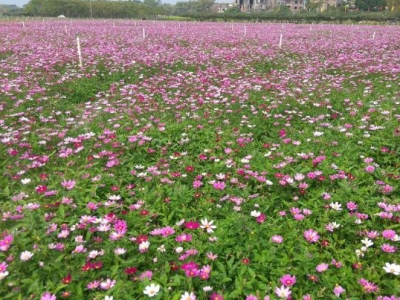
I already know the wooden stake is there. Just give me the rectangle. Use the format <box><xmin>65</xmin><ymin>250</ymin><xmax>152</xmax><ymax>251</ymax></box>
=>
<box><xmin>76</xmin><ymin>36</ymin><xmax>83</xmax><ymax>68</ymax></box>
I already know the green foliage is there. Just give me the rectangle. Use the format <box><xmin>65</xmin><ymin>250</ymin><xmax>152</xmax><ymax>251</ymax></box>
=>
<box><xmin>355</xmin><ymin>0</ymin><xmax>387</xmax><ymax>11</ymax></box>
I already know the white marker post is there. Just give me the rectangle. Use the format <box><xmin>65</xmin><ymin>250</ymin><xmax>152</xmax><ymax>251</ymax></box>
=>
<box><xmin>244</xmin><ymin>25</ymin><xmax>247</xmax><ymax>36</ymax></box>
<box><xmin>372</xmin><ymin>31</ymin><xmax>376</xmax><ymax>39</ymax></box>
<box><xmin>76</xmin><ymin>36</ymin><xmax>83</xmax><ymax>68</ymax></box>
<box><xmin>279</xmin><ymin>33</ymin><xmax>283</xmax><ymax>49</ymax></box>
<box><xmin>65</xmin><ymin>24</ymin><xmax>68</xmax><ymax>35</ymax></box>
<box><xmin>22</xmin><ymin>21</ymin><xmax>25</xmax><ymax>28</ymax></box>
<box><xmin>143</xmin><ymin>28</ymin><xmax>146</xmax><ymax>39</ymax></box>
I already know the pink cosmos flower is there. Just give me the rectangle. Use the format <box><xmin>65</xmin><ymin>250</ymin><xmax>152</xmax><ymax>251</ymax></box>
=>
<box><xmin>206</xmin><ymin>252</ymin><xmax>218</xmax><ymax>260</ymax></box>
<box><xmin>0</xmin><ymin>262</ymin><xmax>8</xmax><ymax>273</ymax></box>
<box><xmin>304</xmin><ymin>229</ymin><xmax>320</xmax><ymax>243</ymax></box>
<box><xmin>382</xmin><ymin>230</ymin><xmax>396</xmax><ymax>240</ymax></box>
<box><xmin>333</xmin><ymin>285</ymin><xmax>345</xmax><ymax>297</ymax></box>
<box><xmin>193</xmin><ymin>180</ymin><xmax>203</xmax><ymax>189</ymax></box>
<box><xmin>100</xmin><ymin>278</ymin><xmax>116</xmax><ymax>290</ymax></box>
<box><xmin>246</xmin><ymin>295</ymin><xmax>258</xmax><ymax>300</ymax></box>
<box><xmin>0</xmin><ymin>235</ymin><xmax>13</xmax><ymax>251</ymax></box>
<box><xmin>256</xmin><ymin>214</ymin><xmax>266</xmax><ymax>223</ymax></box>
<box><xmin>381</xmin><ymin>185</ymin><xmax>393</xmax><ymax>194</ymax></box>
<box><xmin>35</xmin><ymin>185</ymin><xmax>47</xmax><ymax>194</ymax></box>
<box><xmin>139</xmin><ymin>270</ymin><xmax>153</xmax><ymax>281</ymax></box>
<box><xmin>365</xmin><ymin>165</ymin><xmax>375</xmax><ymax>173</ymax></box>
<box><xmin>61</xmin><ymin>180</ymin><xmax>76</xmax><ymax>190</ymax></box>
<box><xmin>271</xmin><ymin>235</ymin><xmax>284</xmax><ymax>244</ymax></box>
<box><xmin>176</xmin><ymin>233</ymin><xmax>192</xmax><ymax>243</ymax></box>
<box><xmin>41</xmin><ymin>292</ymin><xmax>56</xmax><ymax>300</ymax></box>
<box><xmin>213</xmin><ymin>181</ymin><xmax>226</xmax><ymax>190</ymax></box>
<box><xmin>87</xmin><ymin>280</ymin><xmax>100</xmax><ymax>290</ymax></box>
<box><xmin>381</xmin><ymin>244</ymin><xmax>397</xmax><ymax>253</ymax></box>
<box><xmin>185</xmin><ymin>221</ymin><xmax>200</xmax><ymax>230</ymax></box>
<box><xmin>316</xmin><ymin>263</ymin><xmax>329</xmax><ymax>273</ymax></box>
<box><xmin>114</xmin><ymin>220</ymin><xmax>127</xmax><ymax>235</ymax></box>
<box><xmin>210</xmin><ymin>293</ymin><xmax>224</xmax><ymax>300</ymax></box>
<box><xmin>331</xmin><ymin>259</ymin><xmax>342</xmax><ymax>268</ymax></box>
<box><xmin>346</xmin><ymin>201</ymin><xmax>358</xmax><ymax>211</ymax></box>
<box><xmin>358</xmin><ymin>278</ymin><xmax>379</xmax><ymax>293</ymax></box>
<box><xmin>161</xmin><ymin>226</ymin><xmax>175</xmax><ymax>237</ymax></box>
<box><xmin>280</xmin><ymin>274</ymin><xmax>296</xmax><ymax>286</ymax></box>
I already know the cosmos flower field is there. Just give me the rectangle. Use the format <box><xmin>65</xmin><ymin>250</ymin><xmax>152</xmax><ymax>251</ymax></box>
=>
<box><xmin>0</xmin><ymin>19</ymin><xmax>399</xmax><ymax>299</ymax></box>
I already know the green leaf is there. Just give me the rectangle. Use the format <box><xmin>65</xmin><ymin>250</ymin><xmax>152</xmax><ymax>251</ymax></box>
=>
<box><xmin>4</xmin><ymin>186</ymin><xmax>9</xmax><ymax>197</ymax></box>
<box><xmin>221</xmin><ymin>277</ymin><xmax>232</xmax><ymax>283</ymax></box>
<box><xmin>216</xmin><ymin>261</ymin><xmax>226</xmax><ymax>275</ymax></box>
<box><xmin>228</xmin><ymin>289</ymin><xmax>242</xmax><ymax>298</ymax></box>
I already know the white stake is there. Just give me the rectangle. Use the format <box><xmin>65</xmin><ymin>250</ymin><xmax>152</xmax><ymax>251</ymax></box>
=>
<box><xmin>76</xmin><ymin>36</ymin><xmax>83</xmax><ymax>68</ymax></box>
<box><xmin>244</xmin><ymin>25</ymin><xmax>247</xmax><ymax>36</ymax></box>
<box><xmin>134</xmin><ymin>21</ymin><xmax>137</xmax><ymax>26</ymax></box>
<box><xmin>142</xmin><ymin>28</ymin><xmax>146</xmax><ymax>39</ymax></box>
<box><xmin>372</xmin><ymin>31</ymin><xmax>375</xmax><ymax>39</ymax></box>
<box><xmin>65</xmin><ymin>24</ymin><xmax>68</xmax><ymax>35</ymax></box>
<box><xmin>22</xmin><ymin>21</ymin><xmax>25</xmax><ymax>28</ymax></box>
<box><xmin>279</xmin><ymin>33</ymin><xmax>283</xmax><ymax>48</ymax></box>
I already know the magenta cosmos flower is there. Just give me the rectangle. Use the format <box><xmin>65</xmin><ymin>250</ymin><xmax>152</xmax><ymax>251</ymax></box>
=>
<box><xmin>280</xmin><ymin>274</ymin><xmax>296</xmax><ymax>286</ymax></box>
<box><xmin>304</xmin><ymin>229</ymin><xmax>320</xmax><ymax>243</ymax></box>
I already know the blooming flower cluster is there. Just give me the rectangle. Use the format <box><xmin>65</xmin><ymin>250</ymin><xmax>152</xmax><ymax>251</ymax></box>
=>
<box><xmin>0</xmin><ymin>19</ymin><xmax>399</xmax><ymax>300</ymax></box>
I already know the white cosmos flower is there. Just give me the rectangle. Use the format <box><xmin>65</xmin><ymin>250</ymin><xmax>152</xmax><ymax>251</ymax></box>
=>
<box><xmin>200</xmin><ymin>218</ymin><xmax>217</xmax><ymax>233</ymax></box>
<box><xmin>383</xmin><ymin>262</ymin><xmax>400</xmax><ymax>275</ymax></box>
<box><xmin>313</xmin><ymin>131</ymin><xmax>324</xmax><ymax>136</ymax></box>
<box><xmin>356</xmin><ymin>249</ymin><xmax>364</xmax><ymax>257</ymax></box>
<box><xmin>143</xmin><ymin>283</ymin><xmax>160</xmax><ymax>297</ymax></box>
<box><xmin>20</xmin><ymin>251</ymin><xmax>34</xmax><ymax>261</ymax></box>
<box><xmin>181</xmin><ymin>291</ymin><xmax>196</xmax><ymax>300</ymax></box>
<box><xmin>0</xmin><ymin>271</ymin><xmax>9</xmax><ymax>280</ymax></box>
<box><xmin>330</xmin><ymin>202</ymin><xmax>342</xmax><ymax>211</ymax></box>
<box><xmin>139</xmin><ymin>241</ymin><xmax>150</xmax><ymax>252</ymax></box>
<box><xmin>331</xmin><ymin>222</ymin><xmax>341</xmax><ymax>229</ymax></box>
<box><xmin>361</xmin><ymin>238</ymin><xmax>373</xmax><ymax>248</ymax></box>
<box><xmin>114</xmin><ymin>248</ymin><xmax>126</xmax><ymax>255</ymax></box>
<box><xmin>21</xmin><ymin>178</ymin><xmax>31</xmax><ymax>185</ymax></box>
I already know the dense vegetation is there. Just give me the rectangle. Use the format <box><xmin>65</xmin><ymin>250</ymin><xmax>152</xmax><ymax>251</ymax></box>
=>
<box><xmin>0</xmin><ymin>20</ymin><xmax>399</xmax><ymax>300</ymax></box>
<box><xmin>1</xmin><ymin>0</ymin><xmax>399</xmax><ymax>23</ymax></box>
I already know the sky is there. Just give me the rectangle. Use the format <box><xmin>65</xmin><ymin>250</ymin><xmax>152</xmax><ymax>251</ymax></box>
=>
<box><xmin>0</xmin><ymin>0</ymin><xmax>29</xmax><ymax>7</ymax></box>
<box><xmin>0</xmin><ymin>0</ymin><xmax>182</xmax><ymax>7</ymax></box>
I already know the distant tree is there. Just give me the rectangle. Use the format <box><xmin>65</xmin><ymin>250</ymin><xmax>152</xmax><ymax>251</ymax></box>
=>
<box><xmin>386</xmin><ymin>0</ymin><xmax>400</xmax><ymax>10</ymax></box>
<box><xmin>0</xmin><ymin>4</ymin><xmax>22</xmax><ymax>15</ymax></box>
<box><xmin>355</xmin><ymin>0</ymin><xmax>386</xmax><ymax>10</ymax></box>
<box><xmin>224</xmin><ymin>5</ymin><xmax>240</xmax><ymax>13</ymax></box>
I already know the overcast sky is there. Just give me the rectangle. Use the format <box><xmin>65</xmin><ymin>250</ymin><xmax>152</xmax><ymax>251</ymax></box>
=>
<box><xmin>0</xmin><ymin>0</ymin><xmax>181</xmax><ymax>7</ymax></box>
<box><xmin>0</xmin><ymin>0</ymin><xmax>29</xmax><ymax>6</ymax></box>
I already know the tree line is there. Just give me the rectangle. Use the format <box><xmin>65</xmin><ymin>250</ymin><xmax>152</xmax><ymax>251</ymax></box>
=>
<box><xmin>1</xmin><ymin>0</ymin><xmax>398</xmax><ymax>22</ymax></box>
